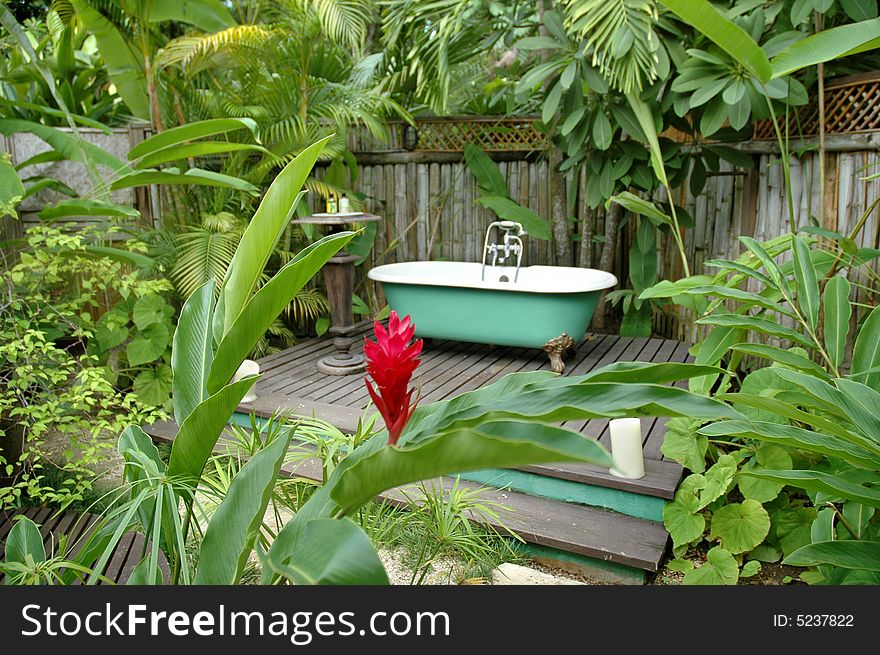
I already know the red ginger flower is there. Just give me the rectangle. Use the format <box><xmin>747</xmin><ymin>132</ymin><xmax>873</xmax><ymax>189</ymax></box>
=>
<box><xmin>364</xmin><ymin>311</ymin><xmax>423</xmax><ymax>446</ymax></box>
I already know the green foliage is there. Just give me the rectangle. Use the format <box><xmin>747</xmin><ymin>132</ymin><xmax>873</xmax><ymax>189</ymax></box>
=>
<box><xmin>652</xmin><ymin>229</ymin><xmax>880</xmax><ymax>585</ymax></box>
<box><xmin>0</xmin><ymin>153</ymin><xmax>24</xmax><ymax>218</ymax></box>
<box><xmin>0</xmin><ymin>516</ymin><xmax>99</xmax><ymax>584</ymax></box>
<box><xmin>463</xmin><ymin>144</ymin><xmax>551</xmax><ymax>240</ymax></box>
<box><xmin>0</xmin><ymin>6</ymin><xmax>130</xmax><ymax>126</ymax></box>
<box><xmin>0</xmin><ymin>225</ymin><xmax>166</xmax><ymax>509</ymax></box>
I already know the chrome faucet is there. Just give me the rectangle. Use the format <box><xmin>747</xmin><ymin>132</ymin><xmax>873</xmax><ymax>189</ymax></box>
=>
<box><xmin>482</xmin><ymin>220</ymin><xmax>526</xmax><ymax>282</ymax></box>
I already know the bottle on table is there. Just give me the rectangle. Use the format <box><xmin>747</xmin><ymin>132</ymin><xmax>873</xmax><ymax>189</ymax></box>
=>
<box><xmin>339</xmin><ymin>193</ymin><xmax>350</xmax><ymax>213</ymax></box>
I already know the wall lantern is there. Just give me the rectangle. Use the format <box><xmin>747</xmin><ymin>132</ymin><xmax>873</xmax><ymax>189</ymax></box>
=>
<box><xmin>403</xmin><ymin>124</ymin><xmax>419</xmax><ymax>150</ymax></box>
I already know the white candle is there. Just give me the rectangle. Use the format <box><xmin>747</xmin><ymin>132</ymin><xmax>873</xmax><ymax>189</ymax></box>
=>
<box><xmin>609</xmin><ymin>418</ymin><xmax>645</xmax><ymax>479</ymax></box>
<box><xmin>232</xmin><ymin>359</ymin><xmax>260</xmax><ymax>404</ymax></box>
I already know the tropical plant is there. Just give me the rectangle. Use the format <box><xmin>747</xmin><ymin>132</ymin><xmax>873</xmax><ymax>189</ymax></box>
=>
<box><xmin>0</xmin><ymin>7</ymin><xmax>129</xmax><ymax>127</ymax></box>
<box><xmin>0</xmin><ymin>516</ymin><xmax>102</xmax><ymax>584</ymax></box>
<box><xmin>0</xmin><ymin>227</ymin><xmax>165</xmax><ymax>508</ymax></box>
<box><xmin>52</xmin><ymin>0</ymin><xmax>237</xmax><ymax>128</ymax></box>
<box><xmin>397</xmin><ymin>477</ymin><xmax>517</xmax><ymax>585</ymax></box>
<box><xmin>649</xmin><ymin>218</ymin><xmax>880</xmax><ymax>584</ymax></box>
<box><xmin>463</xmin><ymin>143</ymin><xmax>552</xmax><ymax>241</ymax></box>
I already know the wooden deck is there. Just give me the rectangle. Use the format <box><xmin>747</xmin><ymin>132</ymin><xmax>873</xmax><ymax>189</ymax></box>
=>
<box><xmin>246</xmin><ymin>326</ymin><xmax>684</xmax><ymax>496</ymax></box>
<box><xmin>186</xmin><ymin>327</ymin><xmax>689</xmax><ymax>578</ymax></box>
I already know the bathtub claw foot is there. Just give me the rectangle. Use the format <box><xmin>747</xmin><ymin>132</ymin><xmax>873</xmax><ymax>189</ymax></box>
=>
<box><xmin>544</xmin><ymin>333</ymin><xmax>576</xmax><ymax>374</ymax></box>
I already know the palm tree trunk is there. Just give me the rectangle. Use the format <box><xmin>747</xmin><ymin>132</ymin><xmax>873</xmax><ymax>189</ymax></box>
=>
<box><xmin>593</xmin><ymin>202</ymin><xmax>623</xmax><ymax>329</ymax></box>
<box><xmin>538</xmin><ymin>0</ymin><xmax>571</xmax><ymax>265</ymax></box>
<box><xmin>578</xmin><ymin>165</ymin><xmax>593</xmax><ymax>267</ymax></box>
<box><xmin>550</xmin><ymin>148</ymin><xmax>572</xmax><ymax>265</ymax></box>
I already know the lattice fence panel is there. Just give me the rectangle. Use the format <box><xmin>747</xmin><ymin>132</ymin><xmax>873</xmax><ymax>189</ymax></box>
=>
<box><xmin>753</xmin><ymin>75</ymin><xmax>880</xmax><ymax>139</ymax></box>
<box><xmin>348</xmin><ymin>117</ymin><xmax>549</xmax><ymax>153</ymax></box>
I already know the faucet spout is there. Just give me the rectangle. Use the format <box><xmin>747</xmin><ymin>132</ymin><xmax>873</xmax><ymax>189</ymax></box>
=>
<box><xmin>481</xmin><ymin>221</ymin><xmax>526</xmax><ymax>282</ymax></box>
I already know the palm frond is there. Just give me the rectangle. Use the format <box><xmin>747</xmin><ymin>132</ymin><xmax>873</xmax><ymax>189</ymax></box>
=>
<box><xmin>273</xmin><ymin>0</ymin><xmax>372</xmax><ymax>51</ymax></box>
<box><xmin>285</xmin><ymin>287</ymin><xmax>329</xmax><ymax>324</ymax></box>
<box><xmin>156</xmin><ymin>25</ymin><xmax>276</xmax><ymax>74</ymax></box>
<box><xmin>561</xmin><ymin>0</ymin><xmax>660</xmax><ymax>93</ymax></box>
<box><xmin>170</xmin><ymin>213</ymin><xmax>244</xmax><ymax>298</ymax></box>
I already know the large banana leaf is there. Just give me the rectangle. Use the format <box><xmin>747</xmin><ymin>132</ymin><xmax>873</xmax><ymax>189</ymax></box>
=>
<box><xmin>111</xmin><ymin>168</ymin><xmax>259</xmax><ymax>193</ymax></box>
<box><xmin>770</xmin><ymin>18</ymin><xmax>880</xmax><ymax>79</ymax></box>
<box><xmin>166</xmin><ymin>376</ymin><xmax>257</xmax><ymax>493</ymax></box>
<box><xmin>743</xmin><ymin>470</ymin><xmax>880</xmax><ymax>508</ymax></box>
<box><xmin>128</xmin><ymin>118</ymin><xmax>260</xmax><ymax>160</ymax></box>
<box><xmin>219</xmin><ymin>136</ymin><xmax>332</xmax><ymax>333</ymax></box>
<box><xmin>0</xmin><ymin>119</ymin><xmax>129</xmax><ymax>173</ymax></box>
<box><xmin>261</xmin><ymin>518</ymin><xmax>389</xmax><ymax>585</ymax></box>
<box><xmin>823</xmin><ymin>276</ymin><xmax>851</xmax><ymax>370</ymax></box>
<box><xmin>195</xmin><ymin>431</ymin><xmax>291</xmax><ymax>585</ymax></box>
<box><xmin>172</xmin><ymin>281</ymin><xmax>215</xmax><ymax>425</ymax></box>
<box><xmin>71</xmin><ymin>0</ymin><xmax>149</xmax><ymax>121</ymax></box>
<box><xmin>851</xmin><ymin>305</ymin><xmax>880</xmax><ymax>389</ymax></box>
<box><xmin>138</xmin><ymin>0</ymin><xmax>236</xmax><ymax>32</ymax></box>
<box><xmin>475</xmin><ymin>196</ymin><xmax>551</xmax><ymax>239</ymax></box>
<box><xmin>785</xmin><ymin>540</ymin><xmax>880</xmax><ymax>571</ymax></box>
<box><xmin>206</xmin><ymin>231</ymin><xmax>353</xmax><ymax>393</ymax></box>
<box><xmin>331</xmin><ymin>421</ymin><xmax>610</xmax><ymax>513</ymax></box>
<box><xmin>463</xmin><ymin>143</ymin><xmax>508</xmax><ymax>196</ymax></box>
<box><xmin>265</xmin><ymin>365</ymin><xmax>739</xmax><ymax>578</ymax></box>
<box><xmin>134</xmin><ymin>142</ymin><xmax>269</xmax><ymax>169</ymax></box>
<box><xmin>660</xmin><ymin>0</ymin><xmax>771</xmax><ymax>82</ymax></box>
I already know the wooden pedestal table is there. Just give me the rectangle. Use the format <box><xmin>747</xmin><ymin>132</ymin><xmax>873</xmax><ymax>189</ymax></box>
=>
<box><xmin>290</xmin><ymin>212</ymin><xmax>383</xmax><ymax>376</ymax></box>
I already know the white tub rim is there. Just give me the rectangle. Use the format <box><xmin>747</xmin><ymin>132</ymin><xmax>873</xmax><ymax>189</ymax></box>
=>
<box><xmin>367</xmin><ymin>261</ymin><xmax>617</xmax><ymax>294</ymax></box>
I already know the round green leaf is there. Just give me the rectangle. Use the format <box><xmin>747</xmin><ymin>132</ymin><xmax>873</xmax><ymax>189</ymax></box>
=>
<box><xmin>127</xmin><ymin>323</ymin><xmax>170</xmax><ymax>366</ymax></box>
<box><xmin>133</xmin><ymin>293</ymin><xmax>169</xmax><ymax>330</ymax></box>
<box><xmin>710</xmin><ymin>499</ymin><xmax>770</xmax><ymax>554</ymax></box>
<box><xmin>740</xmin><ymin>559</ymin><xmax>762</xmax><ymax>578</ymax></box>
<box><xmin>94</xmin><ymin>310</ymin><xmax>130</xmax><ymax>352</ymax></box>
<box><xmin>683</xmin><ymin>547</ymin><xmax>739</xmax><ymax>585</ymax></box>
<box><xmin>664</xmin><ymin>499</ymin><xmax>706</xmax><ymax>549</ymax></box>
<box><xmin>661</xmin><ymin>417</ymin><xmax>708</xmax><ymax>473</ymax></box>
<box><xmin>133</xmin><ymin>365</ymin><xmax>173</xmax><ymax>406</ymax></box>
<box><xmin>738</xmin><ymin>445</ymin><xmax>793</xmax><ymax>502</ymax></box>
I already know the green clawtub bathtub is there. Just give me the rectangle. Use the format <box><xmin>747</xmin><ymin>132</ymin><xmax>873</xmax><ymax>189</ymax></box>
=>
<box><xmin>367</xmin><ymin>261</ymin><xmax>617</xmax><ymax>372</ymax></box>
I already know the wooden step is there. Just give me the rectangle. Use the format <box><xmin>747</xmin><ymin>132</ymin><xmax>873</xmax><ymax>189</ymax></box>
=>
<box><xmin>521</xmin><ymin>459</ymin><xmax>682</xmax><ymax>500</ymax></box>
<box><xmin>145</xmin><ymin>420</ymin><xmax>670</xmax><ymax>571</ymax></box>
<box><xmin>238</xmin><ymin>393</ymin><xmax>681</xmax><ymax>499</ymax></box>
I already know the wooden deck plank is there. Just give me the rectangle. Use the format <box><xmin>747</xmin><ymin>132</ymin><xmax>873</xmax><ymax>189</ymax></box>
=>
<box><xmin>310</xmin><ymin>339</ymin><xmax>472</xmax><ymax>405</ymax></box>
<box><xmin>273</xmin><ymin>338</ymin><xmax>462</xmax><ymax>401</ymax></box>
<box><xmin>336</xmin><ymin>341</ymin><xmax>487</xmax><ymax>408</ymax></box>
<box><xmin>103</xmin><ymin>531</ymin><xmax>137</xmax><ymax>583</ymax></box>
<box><xmin>419</xmin><ymin>347</ymin><xmax>512</xmax><ymax>403</ymax></box>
